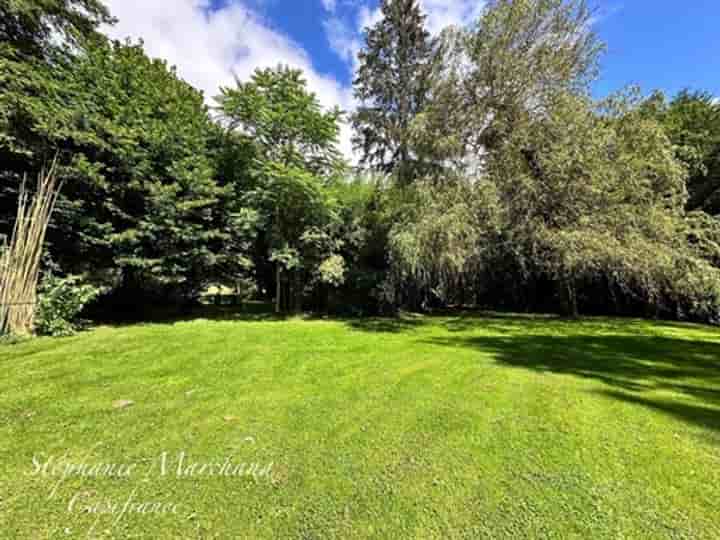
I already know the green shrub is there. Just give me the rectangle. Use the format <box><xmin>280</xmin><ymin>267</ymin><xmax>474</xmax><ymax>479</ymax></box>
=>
<box><xmin>36</xmin><ymin>275</ymin><xmax>100</xmax><ymax>336</ymax></box>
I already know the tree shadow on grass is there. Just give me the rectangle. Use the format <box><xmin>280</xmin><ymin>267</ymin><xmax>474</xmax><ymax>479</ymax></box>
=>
<box><xmin>423</xmin><ymin>333</ymin><xmax>720</xmax><ymax>433</ymax></box>
<box><xmin>439</xmin><ymin>311</ymin><xmax>716</xmax><ymax>335</ymax></box>
<box><xmin>344</xmin><ymin>316</ymin><xmax>428</xmax><ymax>333</ymax></box>
<box><xmin>595</xmin><ymin>390</ymin><xmax>720</xmax><ymax>440</ymax></box>
<box><xmin>90</xmin><ymin>304</ymin><xmax>288</xmax><ymax>328</ymax></box>
<box><xmin>345</xmin><ymin>310</ymin><xmax>585</xmax><ymax>334</ymax></box>
<box><xmin>93</xmin><ymin>306</ymin><xmax>431</xmax><ymax>334</ymax></box>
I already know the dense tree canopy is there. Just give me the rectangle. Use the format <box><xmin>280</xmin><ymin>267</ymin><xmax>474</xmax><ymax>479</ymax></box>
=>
<box><xmin>217</xmin><ymin>67</ymin><xmax>347</xmax><ymax>312</ymax></box>
<box><xmin>382</xmin><ymin>0</ymin><xmax>720</xmax><ymax>323</ymax></box>
<box><xmin>2</xmin><ymin>0</ymin><xmax>720</xmax><ymax>326</ymax></box>
<box><xmin>61</xmin><ymin>42</ymin><xmax>226</xmax><ymax>302</ymax></box>
<box><xmin>1</xmin><ymin>38</ymin><xmax>229</xmax><ymax>308</ymax></box>
<box><xmin>641</xmin><ymin>90</ymin><xmax>720</xmax><ymax>215</ymax></box>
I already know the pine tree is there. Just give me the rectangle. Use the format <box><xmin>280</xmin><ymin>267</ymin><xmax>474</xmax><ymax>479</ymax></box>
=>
<box><xmin>352</xmin><ymin>0</ymin><xmax>435</xmax><ymax>184</ymax></box>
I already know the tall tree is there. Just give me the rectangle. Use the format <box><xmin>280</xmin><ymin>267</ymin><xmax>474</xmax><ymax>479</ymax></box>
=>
<box><xmin>430</xmin><ymin>0</ymin><xmax>603</xmax><ymax>161</ymax></box>
<box><xmin>217</xmin><ymin>67</ymin><xmax>346</xmax><ymax>312</ymax></box>
<box><xmin>64</xmin><ymin>41</ymin><xmax>227</xmax><ymax>304</ymax></box>
<box><xmin>0</xmin><ymin>0</ymin><xmax>113</xmax><ymax>244</ymax></box>
<box><xmin>383</xmin><ymin>0</ymin><xmax>720</xmax><ymax>324</ymax></box>
<box><xmin>353</xmin><ymin>0</ymin><xmax>436</xmax><ymax>184</ymax></box>
<box><xmin>0</xmin><ymin>0</ymin><xmax>113</xmax><ymax>173</ymax></box>
<box><xmin>2</xmin><ymin>40</ymin><xmax>230</xmax><ymax>307</ymax></box>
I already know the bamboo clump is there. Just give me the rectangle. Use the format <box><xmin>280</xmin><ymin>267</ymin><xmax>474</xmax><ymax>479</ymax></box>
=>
<box><xmin>0</xmin><ymin>161</ymin><xmax>62</xmax><ymax>336</ymax></box>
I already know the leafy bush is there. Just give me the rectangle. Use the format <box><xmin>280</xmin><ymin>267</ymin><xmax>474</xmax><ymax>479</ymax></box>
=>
<box><xmin>671</xmin><ymin>258</ymin><xmax>720</xmax><ymax>325</ymax></box>
<box><xmin>317</xmin><ymin>255</ymin><xmax>347</xmax><ymax>287</ymax></box>
<box><xmin>36</xmin><ymin>275</ymin><xmax>100</xmax><ymax>336</ymax></box>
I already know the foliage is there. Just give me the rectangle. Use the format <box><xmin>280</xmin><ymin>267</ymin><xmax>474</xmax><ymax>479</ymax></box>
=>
<box><xmin>686</xmin><ymin>211</ymin><xmax>720</xmax><ymax>267</ymax></box>
<box><xmin>318</xmin><ymin>175</ymin><xmax>394</xmax><ymax>314</ymax></box>
<box><xmin>35</xmin><ymin>273</ymin><xmax>100</xmax><ymax>336</ymax></box>
<box><xmin>317</xmin><ymin>254</ymin><xmax>347</xmax><ymax>287</ymax></box>
<box><xmin>426</xmin><ymin>0</ymin><xmax>603</xmax><ymax>169</ymax></box>
<box><xmin>489</xmin><ymin>90</ymin><xmax>719</xmax><ymax>321</ymax></box>
<box><xmin>1</xmin><ymin>40</ymin><xmax>228</xmax><ymax>305</ymax></box>
<box><xmin>0</xmin><ymin>0</ymin><xmax>113</xmax><ymax>59</ymax></box>
<box><xmin>2</xmin><ymin>0</ymin><xmax>720</xmax><ymax>326</ymax></box>
<box><xmin>217</xmin><ymin>67</ymin><xmax>346</xmax><ymax>311</ymax></box>
<box><xmin>0</xmin><ymin>0</ymin><xmax>112</xmax><ymax>165</ymax></box>
<box><xmin>641</xmin><ymin>90</ymin><xmax>720</xmax><ymax>214</ymax></box>
<box><xmin>386</xmin><ymin>178</ymin><xmax>500</xmax><ymax>308</ymax></box>
<box><xmin>379</xmin><ymin>1</ymin><xmax>720</xmax><ymax>323</ymax></box>
<box><xmin>380</xmin><ymin>0</ymin><xmax>604</xmax><ymax>312</ymax></box>
<box><xmin>218</xmin><ymin>67</ymin><xmax>343</xmax><ymax>174</ymax></box>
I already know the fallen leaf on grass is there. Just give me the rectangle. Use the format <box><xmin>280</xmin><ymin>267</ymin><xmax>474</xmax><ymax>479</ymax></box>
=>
<box><xmin>112</xmin><ymin>400</ymin><xmax>134</xmax><ymax>409</ymax></box>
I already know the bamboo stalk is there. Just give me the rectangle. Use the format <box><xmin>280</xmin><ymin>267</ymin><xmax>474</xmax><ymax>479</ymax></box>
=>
<box><xmin>0</xmin><ymin>158</ymin><xmax>63</xmax><ymax>336</ymax></box>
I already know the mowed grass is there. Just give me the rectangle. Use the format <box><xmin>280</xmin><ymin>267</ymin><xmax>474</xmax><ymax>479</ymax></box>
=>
<box><xmin>1</xmin><ymin>313</ymin><xmax>719</xmax><ymax>539</ymax></box>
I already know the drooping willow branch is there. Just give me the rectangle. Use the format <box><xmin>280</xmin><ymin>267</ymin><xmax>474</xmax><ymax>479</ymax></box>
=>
<box><xmin>0</xmin><ymin>159</ymin><xmax>63</xmax><ymax>336</ymax></box>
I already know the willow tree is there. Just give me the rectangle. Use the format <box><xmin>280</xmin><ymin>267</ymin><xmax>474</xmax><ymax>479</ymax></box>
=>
<box><xmin>387</xmin><ymin>0</ymin><xmax>607</xmax><ymax>311</ymax></box>
<box><xmin>429</xmin><ymin>0</ymin><xmax>604</xmax><ymax>158</ymax></box>
<box><xmin>385</xmin><ymin>0</ymin><xmax>720</xmax><ymax>323</ymax></box>
<box><xmin>386</xmin><ymin>178</ymin><xmax>501</xmax><ymax>309</ymax></box>
<box><xmin>489</xmin><ymin>91</ymin><xmax>698</xmax><ymax>317</ymax></box>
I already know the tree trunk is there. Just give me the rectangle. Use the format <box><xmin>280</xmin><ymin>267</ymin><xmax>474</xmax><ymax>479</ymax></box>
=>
<box><xmin>563</xmin><ymin>278</ymin><xmax>579</xmax><ymax>318</ymax></box>
<box><xmin>294</xmin><ymin>272</ymin><xmax>302</xmax><ymax>313</ymax></box>
<box><xmin>275</xmin><ymin>265</ymin><xmax>281</xmax><ymax>314</ymax></box>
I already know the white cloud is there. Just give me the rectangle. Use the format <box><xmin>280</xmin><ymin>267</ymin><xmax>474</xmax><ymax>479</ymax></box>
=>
<box><xmin>325</xmin><ymin>1</ymin><xmax>485</xmax><ymax>75</ymax></box>
<box><xmin>99</xmin><ymin>1</ymin><xmax>489</xmax><ymax>164</ymax></box>
<box><xmin>419</xmin><ymin>0</ymin><xmax>485</xmax><ymax>35</ymax></box>
<box><xmin>324</xmin><ymin>17</ymin><xmax>363</xmax><ymax>71</ymax></box>
<box><xmin>320</xmin><ymin>1</ymin><xmax>486</xmax><ymax>162</ymax></box>
<box><xmin>321</xmin><ymin>0</ymin><xmax>337</xmax><ymax>12</ymax></box>
<box><xmin>101</xmin><ymin>0</ymin><xmax>357</xmax><ymax>161</ymax></box>
<box><xmin>358</xmin><ymin>4</ymin><xmax>383</xmax><ymax>31</ymax></box>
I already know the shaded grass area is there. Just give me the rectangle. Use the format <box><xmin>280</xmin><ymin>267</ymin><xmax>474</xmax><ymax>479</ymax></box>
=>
<box><xmin>1</xmin><ymin>312</ymin><xmax>719</xmax><ymax>538</ymax></box>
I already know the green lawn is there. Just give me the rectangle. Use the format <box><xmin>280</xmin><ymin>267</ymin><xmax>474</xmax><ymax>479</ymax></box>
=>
<box><xmin>1</xmin><ymin>313</ymin><xmax>719</xmax><ymax>539</ymax></box>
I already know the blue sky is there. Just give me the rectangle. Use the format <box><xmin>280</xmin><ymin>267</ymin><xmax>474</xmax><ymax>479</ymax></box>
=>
<box><xmin>594</xmin><ymin>2</ymin><xmax>720</xmax><ymax>98</ymax></box>
<box><xmin>102</xmin><ymin>1</ymin><xmax>720</xmax><ymax>158</ymax></box>
<box><xmin>210</xmin><ymin>0</ymin><xmax>720</xmax><ymax>98</ymax></box>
